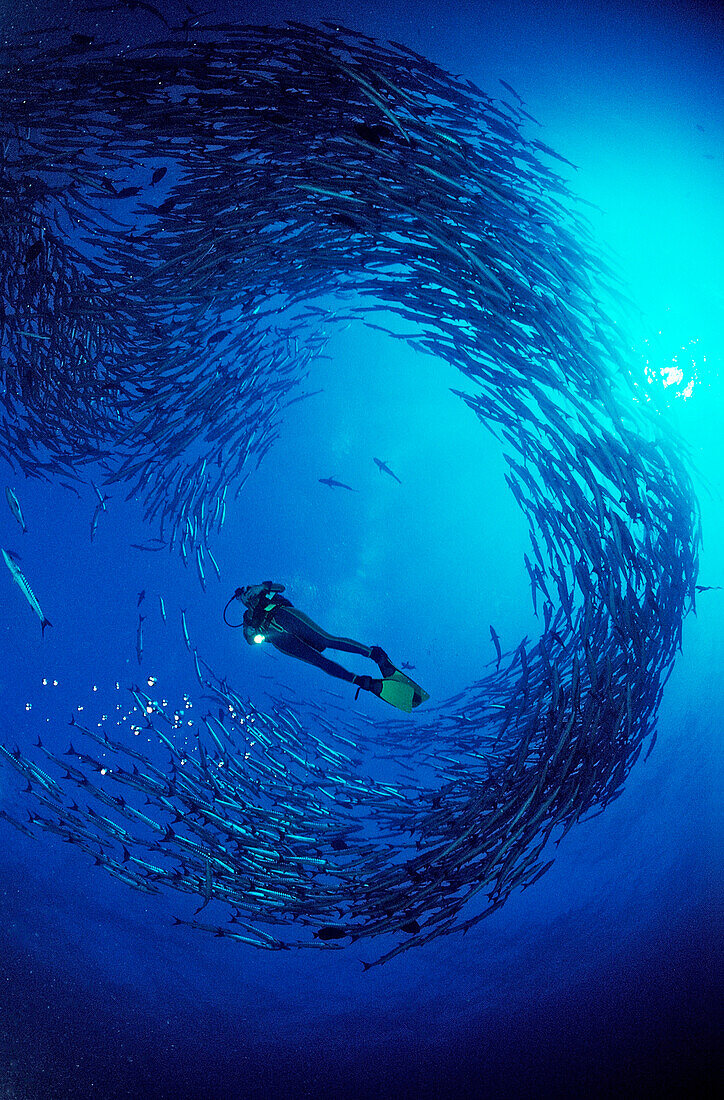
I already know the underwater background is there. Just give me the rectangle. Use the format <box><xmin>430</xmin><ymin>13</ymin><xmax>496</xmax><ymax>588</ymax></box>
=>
<box><xmin>0</xmin><ymin>0</ymin><xmax>721</xmax><ymax>1097</ymax></box>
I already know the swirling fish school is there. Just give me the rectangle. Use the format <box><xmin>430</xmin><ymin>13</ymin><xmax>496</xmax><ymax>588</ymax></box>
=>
<box><xmin>0</xmin><ymin>16</ymin><xmax>699</xmax><ymax>966</ymax></box>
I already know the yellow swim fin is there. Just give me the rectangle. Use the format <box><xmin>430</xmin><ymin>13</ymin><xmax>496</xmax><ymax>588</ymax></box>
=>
<box><xmin>378</xmin><ymin>669</ymin><xmax>429</xmax><ymax>712</ymax></box>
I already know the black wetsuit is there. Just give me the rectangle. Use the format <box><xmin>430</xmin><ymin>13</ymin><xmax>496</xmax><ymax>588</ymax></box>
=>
<box><xmin>243</xmin><ymin>585</ymin><xmax>372</xmax><ymax>683</ymax></box>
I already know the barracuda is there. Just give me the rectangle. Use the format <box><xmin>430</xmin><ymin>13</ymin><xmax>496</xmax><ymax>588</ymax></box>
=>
<box><xmin>2</xmin><ymin>548</ymin><xmax>52</xmax><ymax>636</ymax></box>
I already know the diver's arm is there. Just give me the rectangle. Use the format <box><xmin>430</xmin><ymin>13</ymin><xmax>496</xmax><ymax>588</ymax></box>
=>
<box><xmin>242</xmin><ymin>610</ymin><xmax>259</xmax><ymax>646</ymax></box>
<box><xmin>243</xmin><ymin>581</ymin><xmax>285</xmax><ymax>604</ymax></box>
<box><xmin>241</xmin><ymin>583</ymin><xmax>265</xmax><ymax>602</ymax></box>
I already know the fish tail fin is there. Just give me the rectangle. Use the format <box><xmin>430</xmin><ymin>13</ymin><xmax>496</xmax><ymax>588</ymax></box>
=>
<box><xmin>41</xmin><ymin>617</ymin><xmax>52</xmax><ymax>636</ymax></box>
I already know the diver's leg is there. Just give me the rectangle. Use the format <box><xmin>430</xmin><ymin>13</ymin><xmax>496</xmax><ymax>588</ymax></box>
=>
<box><xmin>273</xmin><ymin>607</ymin><xmax>373</xmax><ymax>658</ymax></box>
<box><xmin>271</xmin><ymin>633</ymin><xmax>359</xmax><ymax>683</ymax></box>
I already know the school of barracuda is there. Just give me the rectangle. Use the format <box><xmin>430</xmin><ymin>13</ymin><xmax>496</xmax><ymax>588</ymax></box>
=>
<box><xmin>0</xmin><ymin>11</ymin><xmax>701</xmax><ymax>966</ymax></box>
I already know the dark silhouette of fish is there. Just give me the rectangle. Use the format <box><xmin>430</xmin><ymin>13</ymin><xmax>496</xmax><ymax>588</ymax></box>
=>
<box><xmin>319</xmin><ymin>476</ymin><xmax>357</xmax><ymax>491</ymax></box>
<box><xmin>313</xmin><ymin>926</ymin><xmax>347</xmax><ymax>940</ymax></box>
<box><xmin>373</xmin><ymin>457</ymin><xmax>402</xmax><ymax>483</ymax></box>
<box><xmin>490</xmin><ymin>625</ymin><xmax>502</xmax><ymax>669</ymax></box>
<box><xmin>5</xmin><ymin>488</ymin><xmax>27</xmax><ymax>533</ymax></box>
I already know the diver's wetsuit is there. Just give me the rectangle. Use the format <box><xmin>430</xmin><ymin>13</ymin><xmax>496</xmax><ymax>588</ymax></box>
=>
<box><xmin>241</xmin><ymin>582</ymin><xmax>379</xmax><ymax>684</ymax></box>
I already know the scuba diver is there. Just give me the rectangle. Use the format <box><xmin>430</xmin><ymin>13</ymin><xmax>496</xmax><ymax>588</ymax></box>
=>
<box><xmin>224</xmin><ymin>581</ymin><xmax>428</xmax><ymax>712</ymax></box>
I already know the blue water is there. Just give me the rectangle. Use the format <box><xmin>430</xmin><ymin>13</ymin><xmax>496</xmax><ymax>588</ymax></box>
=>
<box><xmin>1</xmin><ymin>0</ymin><xmax>722</xmax><ymax>1096</ymax></box>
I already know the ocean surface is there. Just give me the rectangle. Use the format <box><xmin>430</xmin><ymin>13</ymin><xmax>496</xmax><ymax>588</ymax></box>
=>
<box><xmin>1</xmin><ymin>1</ymin><xmax>721</xmax><ymax>1097</ymax></box>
